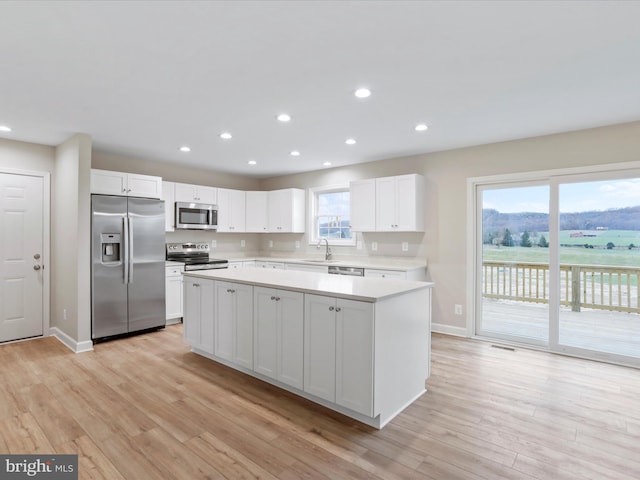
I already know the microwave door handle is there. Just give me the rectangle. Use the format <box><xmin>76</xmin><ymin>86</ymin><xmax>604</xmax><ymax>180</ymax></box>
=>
<box><xmin>123</xmin><ymin>216</ymin><xmax>129</xmax><ymax>284</ymax></box>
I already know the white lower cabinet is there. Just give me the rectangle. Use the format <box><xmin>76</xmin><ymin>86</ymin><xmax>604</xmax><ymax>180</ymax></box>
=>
<box><xmin>214</xmin><ymin>281</ymin><xmax>254</xmax><ymax>369</ymax></box>
<box><xmin>255</xmin><ymin>261</ymin><xmax>285</xmax><ymax>269</ymax></box>
<box><xmin>183</xmin><ymin>276</ymin><xmax>214</xmax><ymax>354</ymax></box>
<box><xmin>335</xmin><ymin>298</ymin><xmax>374</xmax><ymax>416</ymax></box>
<box><xmin>304</xmin><ymin>295</ymin><xmax>337</xmax><ymax>402</ymax></box>
<box><xmin>303</xmin><ymin>294</ymin><xmax>374</xmax><ymax>416</ymax></box>
<box><xmin>253</xmin><ymin>287</ymin><xmax>304</xmax><ymax>389</ymax></box>
<box><xmin>165</xmin><ymin>265</ymin><xmax>183</xmax><ymax>323</ymax></box>
<box><xmin>364</xmin><ymin>269</ymin><xmax>406</xmax><ymax>280</ymax></box>
<box><xmin>285</xmin><ymin>263</ymin><xmax>328</xmax><ymax>274</ymax></box>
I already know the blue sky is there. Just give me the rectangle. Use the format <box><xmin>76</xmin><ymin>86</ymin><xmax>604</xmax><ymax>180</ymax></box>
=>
<box><xmin>483</xmin><ymin>178</ymin><xmax>640</xmax><ymax>213</ymax></box>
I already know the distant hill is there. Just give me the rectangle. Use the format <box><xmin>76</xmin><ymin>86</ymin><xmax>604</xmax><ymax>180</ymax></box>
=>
<box><xmin>483</xmin><ymin>206</ymin><xmax>640</xmax><ymax>235</ymax></box>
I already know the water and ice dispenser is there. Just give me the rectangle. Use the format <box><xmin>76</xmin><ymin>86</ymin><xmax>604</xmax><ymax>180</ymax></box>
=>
<box><xmin>100</xmin><ymin>233</ymin><xmax>121</xmax><ymax>264</ymax></box>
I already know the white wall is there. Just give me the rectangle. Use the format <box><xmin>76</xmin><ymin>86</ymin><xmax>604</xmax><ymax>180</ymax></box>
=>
<box><xmin>259</xmin><ymin>120</ymin><xmax>640</xmax><ymax>332</ymax></box>
<box><xmin>52</xmin><ymin>134</ymin><xmax>92</xmax><ymax>345</ymax></box>
<box><xmin>0</xmin><ymin>138</ymin><xmax>54</xmax><ymax>172</ymax></box>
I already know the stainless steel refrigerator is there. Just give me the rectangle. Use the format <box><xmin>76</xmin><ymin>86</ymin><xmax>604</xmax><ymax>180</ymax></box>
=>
<box><xmin>91</xmin><ymin>195</ymin><xmax>166</xmax><ymax>340</ymax></box>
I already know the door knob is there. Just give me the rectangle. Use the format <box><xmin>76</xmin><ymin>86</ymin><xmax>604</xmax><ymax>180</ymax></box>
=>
<box><xmin>33</xmin><ymin>265</ymin><xmax>41</xmax><ymax>271</ymax></box>
<box><xmin>34</xmin><ymin>253</ymin><xmax>41</xmax><ymax>259</ymax></box>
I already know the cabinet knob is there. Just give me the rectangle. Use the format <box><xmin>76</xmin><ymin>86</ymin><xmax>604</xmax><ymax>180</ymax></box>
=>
<box><xmin>329</xmin><ymin>306</ymin><xmax>334</xmax><ymax>311</ymax></box>
<box><xmin>227</xmin><ymin>289</ymin><xmax>235</xmax><ymax>293</ymax></box>
<box><xmin>275</xmin><ymin>296</ymin><xmax>280</xmax><ymax>301</ymax></box>
<box><xmin>336</xmin><ymin>307</ymin><xmax>341</xmax><ymax>312</ymax></box>
<box><xmin>193</xmin><ymin>283</ymin><xmax>200</xmax><ymax>287</ymax></box>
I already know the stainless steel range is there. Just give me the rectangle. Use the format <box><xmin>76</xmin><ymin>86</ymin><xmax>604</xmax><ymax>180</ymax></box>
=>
<box><xmin>166</xmin><ymin>242</ymin><xmax>228</xmax><ymax>271</ymax></box>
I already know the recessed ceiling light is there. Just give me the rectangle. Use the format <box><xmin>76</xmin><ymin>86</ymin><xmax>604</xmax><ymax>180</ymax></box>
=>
<box><xmin>0</xmin><ymin>125</ymin><xmax>12</xmax><ymax>132</ymax></box>
<box><xmin>354</xmin><ymin>88</ymin><xmax>371</xmax><ymax>98</ymax></box>
<box><xmin>415</xmin><ymin>124</ymin><xmax>428</xmax><ymax>132</ymax></box>
<box><xmin>220</xmin><ymin>132</ymin><xmax>232</xmax><ymax>140</ymax></box>
<box><xmin>345</xmin><ymin>138</ymin><xmax>356</xmax><ymax>145</ymax></box>
<box><xmin>248</xmin><ymin>160</ymin><xmax>257</xmax><ymax>165</ymax></box>
<box><xmin>323</xmin><ymin>161</ymin><xmax>332</xmax><ymax>167</ymax></box>
<box><xmin>179</xmin><ymin>146</ymin><xmax>191</xmax><ymax>152</ymax></box>
<box><xmin>290</xmin><ymin>150</ymin><xmax>300</xmax><ymax>156</ymax></box>
<box><xmin>277</xmin><ymin>114</ymin><xmax>291</xmax><ymax>122</ymax></box>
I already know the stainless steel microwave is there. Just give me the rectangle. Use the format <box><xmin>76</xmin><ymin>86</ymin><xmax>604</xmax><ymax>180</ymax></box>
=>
<box><xmin>175</xmin><ymin>202</ymin><xmax>218</xmax><ymax>230</ymax></box>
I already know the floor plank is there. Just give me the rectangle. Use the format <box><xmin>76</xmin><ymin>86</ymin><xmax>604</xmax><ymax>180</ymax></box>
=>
<box><xmin>0</xmin><ymin>325</ymin><xmax>638</xmax><ymax>479</ymax></box>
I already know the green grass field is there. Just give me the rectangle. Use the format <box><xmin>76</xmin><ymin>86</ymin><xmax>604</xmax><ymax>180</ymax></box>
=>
<box><xmin>483</xmin><ymin>230</ymin><xmax>640</xmax><ymax>267</ymax></box>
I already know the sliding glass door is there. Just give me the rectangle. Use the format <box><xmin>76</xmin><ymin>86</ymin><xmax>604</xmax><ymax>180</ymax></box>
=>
<box><xmin>475</xmin><ymin>170</ymin><xmax>640</xmax><ymax>366</ymax></box>
<box><xmin>556</xmin><ymin>177</ymin><xmax>640</xmax><ymax>361</ymax></box>
<box><xmin>477</xmin><ymin>183</ymin><xmax>550</xmax><ymax>346</ymax></box>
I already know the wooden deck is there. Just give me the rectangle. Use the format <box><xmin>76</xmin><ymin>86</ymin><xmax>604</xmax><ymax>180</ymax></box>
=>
<box><xmin>481</xmin><ymin>298</ymin><xmax>640</xmax><ymax>358</ymax></box>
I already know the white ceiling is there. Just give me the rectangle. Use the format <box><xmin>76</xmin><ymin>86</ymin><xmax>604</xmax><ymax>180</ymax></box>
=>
<box><xmin>1</xmin><ymin>1</ymin><xmax>640</xmax><ymax>178</ymax></box>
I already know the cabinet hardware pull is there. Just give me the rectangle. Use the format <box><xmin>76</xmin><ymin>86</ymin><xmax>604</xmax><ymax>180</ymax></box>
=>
<box><xmin>336</xmin><ymin>307</ymin><xmax>341</xmax><ymax>312</ymax></box>
<box><xmin>193</xmin><ymin>283</ymin><xmax>200</xmax><ymax>287</ymax></box>
<box><xmin>275</xmin><ymin>296</ymin><xmax>280</xmax><ymax>301</ymax></box>
<box><xmin>271</xmin><ymin>296</ymin><xmax>276</xmax><ymax>300</ymax></box>
<box><xmin>329</xmin><ymin>306</ymin><xmax>334</xmax><ymax>311</ymax></box>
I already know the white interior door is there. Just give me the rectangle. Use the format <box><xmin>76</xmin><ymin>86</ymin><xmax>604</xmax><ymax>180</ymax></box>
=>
<box><xmin>0</xmin><ymin>173</ymin><xmax>44</xmax><ymax>342</ymax></box>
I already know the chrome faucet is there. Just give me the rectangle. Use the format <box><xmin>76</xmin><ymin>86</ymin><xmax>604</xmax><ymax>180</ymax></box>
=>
<box><xmin>317</xmin><ymin>237</ymin><xmax>333</xmax><ymax>261</ymax></box>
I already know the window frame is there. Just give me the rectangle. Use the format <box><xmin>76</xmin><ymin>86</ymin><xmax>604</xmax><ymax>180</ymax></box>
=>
<box><xmin>308</xmin><ymin>184</ymin><xmax>355</xmax><ymax>246</ymax></box>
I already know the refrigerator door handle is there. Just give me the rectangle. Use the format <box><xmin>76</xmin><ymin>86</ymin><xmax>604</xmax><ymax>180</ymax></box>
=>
<box><xmin>123</xmin><ymin>216</ymin><xmax>130</xmax><ymax>284</ymax></box>
<box><xmin>128</xmin><ymin>215</ymin><xmax>134</xmax><ymax>283</ymax></box>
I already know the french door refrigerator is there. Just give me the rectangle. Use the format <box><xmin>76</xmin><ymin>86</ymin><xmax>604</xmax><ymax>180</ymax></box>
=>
<box><xmin>91</xmin><ymin>195</ymin><xmax>165</xmax><ymax>340</ymax></box>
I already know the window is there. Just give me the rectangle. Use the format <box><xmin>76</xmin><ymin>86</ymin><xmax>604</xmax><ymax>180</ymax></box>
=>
<box><xmin>309</xmin><ymin>184</ymin><xmax>354</xmax><ymax>245</ymax></box>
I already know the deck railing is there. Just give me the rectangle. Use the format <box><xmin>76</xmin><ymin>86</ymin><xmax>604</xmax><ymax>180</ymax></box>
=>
<box><xmin>483</xmin><ymin>261</ymin><xmax>640</xmax><ymax>313</ymax></box>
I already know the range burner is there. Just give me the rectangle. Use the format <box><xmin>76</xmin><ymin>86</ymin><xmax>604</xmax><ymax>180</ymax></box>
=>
<box><xmin>166</xmin><ymin>242</ymin><xmax>228</xmax><ymax>271</ymax></box>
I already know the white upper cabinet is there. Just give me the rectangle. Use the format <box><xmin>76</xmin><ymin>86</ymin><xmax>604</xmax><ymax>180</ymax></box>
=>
<box><xmin>90</xmin><ymin>169</ymin><xmax>162</xmax><ymax>199</ymax></box>
<box><xmin>174</xmin><ymin>183</ymin><xmax>217</xmax><ymax>204</ymax></box>
<box><xmin>161</xmin><ymin>181</ymin><xmax>175</xmax><ymax>232</ymax></box>
<box><xmin>216</xmin><ymin>188</ymin><xmax>246</xmax><ymax>233</ymax></box>
<box><xmin>268</xmin><ymin>188</ymin><xmax>305</xmax><ymax>233</ymax></box>
<box><xmin>349</xmin><ymin>178</ymin><xmax>376</xmax><ymax>232</ymax></box>
<box><xmin>375</xmin><ymin>174</ymin><xmax>424</xmax><ymax>232</ymax></box>
<box><xmin>245</xmin><ymin>191</ymin><xmax>269</xmax><ymax>233</ymax></box>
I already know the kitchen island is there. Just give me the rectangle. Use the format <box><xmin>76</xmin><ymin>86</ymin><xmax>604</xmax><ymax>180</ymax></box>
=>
<box><xmin>182</xmin><ymin>268</ymin><xmax>433</xmax><ymax>429</ymax></box>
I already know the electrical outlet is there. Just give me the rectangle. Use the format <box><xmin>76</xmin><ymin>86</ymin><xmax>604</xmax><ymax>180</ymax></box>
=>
<box><xmin>211</xmin><ymin>240</ymin><xmax>216</xmax><ymax>248</ymax></box>
<box><xmin>454</xmin><ymin>304</ymin><xmax>463</xmax><ymax>315</ymax></box>
<box><xmin>269</xmin><ymin>240</ymin><xmax>273</xmax><ymax>248</ymax></box>
<box><xmin>402</xmin><ymin>241</ymin><xmax>409</xmax><ymax>252</ymax></box>
<box><xmin>295</xmin><ymin>240</ymin><xmax>300</xmax><ymax>249</ymax></box>
<box><xmin>240</xmin><ymin>239</ymin><xmax>245</xmax><ymax>248</ymax></box>
<box><xmin>371</xmin><ymin>241</ymin><xmax>378</xmax><ymax>251</ymax></box>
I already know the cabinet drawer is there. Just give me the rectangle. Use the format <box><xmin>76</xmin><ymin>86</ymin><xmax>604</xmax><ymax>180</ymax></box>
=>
<box><xmin>166</xmin><ymin>266</ymin><xmax>183</xmax><ymax>277</ymax></box>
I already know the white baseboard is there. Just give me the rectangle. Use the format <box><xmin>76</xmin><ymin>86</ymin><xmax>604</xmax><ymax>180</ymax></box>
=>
<box><xmin>432</xmin><ymin>323</ymin><xmax>469</xmax><ymax>337</ymax></box>
<box><xmin>50</xmin><ymin>327</ymin><xmax>94</xmax><ymax>353</ymax></box>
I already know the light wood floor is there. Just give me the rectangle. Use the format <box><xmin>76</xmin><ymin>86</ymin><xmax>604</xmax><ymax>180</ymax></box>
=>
<box><xmin>1</xmin><ymin>325</ymin><xmax>639</xmax><ymax>479</ymax></box>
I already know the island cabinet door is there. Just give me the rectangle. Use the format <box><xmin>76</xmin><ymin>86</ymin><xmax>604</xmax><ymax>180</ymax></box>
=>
<box><xmin>254</xmin><ymin>288</ymin><xmax>304</xmax><ymax>389</ymax></box>
<box><xmin>277</xmin><ymin>290</ymin><xmax>304</xmax><ymax>390</ymax></box>
<box><xmin>254</xmin><ymin>287</ymin><xmax>279</xmax><ymax>379</ymax></box>
<box><xmin>304</xmin><ymin>294</ymin><xmax>337</xmax><ymax>402</ymax></box>
<box><xmin>214</xmin><ymin>281</ymin><xmax>235</xmax><ymax>362</ymax></box>
<box><xmin>183</xmin><ymin>277</ymin><xmax>214</xmax><ymax>354</ymax></box>
<box><xmin>215</xmin><ymin>281</ymin><xmax>253</xmax><ymax>369</ymax></box>
<box><xmin>335</xmin><ymin>299</ymin><xmax>374</xmax><ymax>417</ymax></box>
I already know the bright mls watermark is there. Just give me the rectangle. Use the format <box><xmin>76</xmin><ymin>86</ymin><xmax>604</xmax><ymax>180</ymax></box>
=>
<box><xmin>0</xmin><ymin>455</ymin><xmax>77</xmax><ymax>479</ymax></box>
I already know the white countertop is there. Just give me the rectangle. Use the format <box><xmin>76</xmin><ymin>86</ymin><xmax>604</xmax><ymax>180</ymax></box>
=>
<box><xmin>183</xmin><ymin>268</ymin><xmax>433</xmax><ymax>302</ymax></box>
<box><xmin>225</xmin><ymin>256</ymin><xmax>427</xmax><ymax>272</ymax></box>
